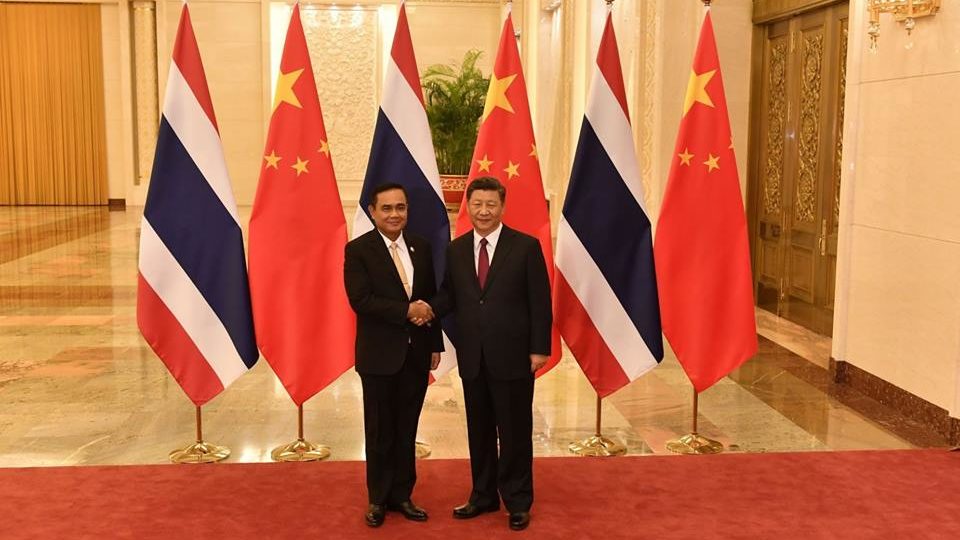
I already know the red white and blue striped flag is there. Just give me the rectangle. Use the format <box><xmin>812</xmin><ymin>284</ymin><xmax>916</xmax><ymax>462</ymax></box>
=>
<box><xmin>137</xmin><ymin>4</ymin><xmax>258</xmax><ymax>406</ymax></box>
<box><xmin>352</xmin><ymin>1</ymin><xmax>457</xmax><ymax>381</ymax></box>
<box><xmin>555</xmin><ymin>12</ymin><xmax>663</xmax><ymax>397</ymax></box>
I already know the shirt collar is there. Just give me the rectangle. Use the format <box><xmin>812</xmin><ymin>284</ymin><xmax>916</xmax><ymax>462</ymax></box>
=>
<box><xmin>474</xmin><ymin>223</ymin><xmax>503</xmax><ymax>250</ymax></box>
<box><xmin>378</xmin><ymin>230</ymin><xmax>407</xmax><ymax>251</ymax></box>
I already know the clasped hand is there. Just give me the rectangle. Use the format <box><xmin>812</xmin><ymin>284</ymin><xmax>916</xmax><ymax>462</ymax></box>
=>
<box><xmin>407</xmin><ymin>300</ymin><xmax>434</xmax><ymax>326</ymax></box>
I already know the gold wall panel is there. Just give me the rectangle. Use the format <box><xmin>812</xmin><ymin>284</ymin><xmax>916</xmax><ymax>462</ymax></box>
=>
<box><xmin>833</xmin><ymin>19</ymin><xmax>847</xmax><ymax>224</ymax></box>
<box><xmin>763</xmin><ymin>38</ymin><xmax>787</xmax><ymax>216</ymax></box>
<box><xmin>795</xmin><ymin>30</ymin><xmax>823</xmax><ymax>224</ymax></box>
<box><xmin>789</xmin><ymin>248</ymin><xmax>814</xmax><ymax>294</ymax></box>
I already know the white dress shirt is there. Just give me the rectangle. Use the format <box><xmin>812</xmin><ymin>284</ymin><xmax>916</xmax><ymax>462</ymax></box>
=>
<box><xmin>473</xmin><ymin>223</ymin><xmax>503</xmax><ymax>274</ymax></box>
<box><xmin>378</xmin><ymin>230</ymin><xmax>414</xmax><ymax>290</ymax></box>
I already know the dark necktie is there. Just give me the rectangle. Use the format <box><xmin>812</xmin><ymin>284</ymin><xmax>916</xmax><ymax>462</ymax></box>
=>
<box><xmin>477</xmin><ymin>238</ymin><xmax>490</xmax><ymax>289</ymax></box>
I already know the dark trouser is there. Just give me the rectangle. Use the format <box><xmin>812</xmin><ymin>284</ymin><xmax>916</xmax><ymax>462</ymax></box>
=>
<box><xmin>360</xmin><ymin>350</ymin><xmax>429</xmax><ymax>506</ymax></box>
<box><xmin>462</xmin><ymin>365</ymin><xmax>535</xmax><ymax>513</ymax></box>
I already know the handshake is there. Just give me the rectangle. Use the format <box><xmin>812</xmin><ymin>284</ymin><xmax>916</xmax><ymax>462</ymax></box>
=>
<box><xmin>407</xmin><ymin>300</ymin><xmax>435</xmax><ymax>326</ymax></box>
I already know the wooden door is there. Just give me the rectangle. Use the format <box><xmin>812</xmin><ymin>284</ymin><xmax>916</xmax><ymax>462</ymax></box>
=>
<box><xmin>750</xmin><ymin>3</ymin><xmax>848</xmax><ymax>336</ymax></box>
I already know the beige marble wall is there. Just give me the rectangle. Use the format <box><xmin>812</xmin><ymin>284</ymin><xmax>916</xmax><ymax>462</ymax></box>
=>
<box><xmin>833</xmin><ymin>0</ymin><xmax>960</xmax><ymax>414</ymax></box>
<box><xmin>407</xmin><ymin>3</ymin><xmax>500</xmax><ymax>75</ymax></box>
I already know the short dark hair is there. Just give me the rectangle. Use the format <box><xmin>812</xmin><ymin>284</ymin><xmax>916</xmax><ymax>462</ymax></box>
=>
<box><xmin>369</xmin><ymin>183</ymin><xmax>407</xmax><ymax>206</ymax></box>
<box><xmin>466</xmin><ymin>176</ymin><xmax>506</xmax><ymax>203</ymax></box>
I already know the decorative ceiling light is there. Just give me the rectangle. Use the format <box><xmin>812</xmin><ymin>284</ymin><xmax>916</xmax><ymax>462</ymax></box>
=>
<box><xmin>867</xmin><ymin>0</ymin><xmax>941</xmax><ymax>52</ymax></box>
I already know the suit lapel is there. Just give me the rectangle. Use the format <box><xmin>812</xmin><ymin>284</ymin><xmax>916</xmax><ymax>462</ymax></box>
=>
<box><xmin>460</xmin><ymin>231</ymin><xmax>483</xmax><ymax>297</ymax></box>
<box><xmin>408</xmin><ymin>236</ymin><xmax>426</xmax><ymax>298</ymax></box>
<box><xmin>482</xmin><ymin>226</ymin><xmax>514</xmax><ymax>295</ymax></box>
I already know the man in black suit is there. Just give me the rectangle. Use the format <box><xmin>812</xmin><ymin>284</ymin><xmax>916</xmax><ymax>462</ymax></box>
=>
<box><xmin>429</xmin><ymin>176</ymin><xmax>552</xmax><ymax>531</ymax></box>
<box><xmin>344</xmin><ymin>183</ymin><xmax>442</xmax><ymax>528</ymax></box>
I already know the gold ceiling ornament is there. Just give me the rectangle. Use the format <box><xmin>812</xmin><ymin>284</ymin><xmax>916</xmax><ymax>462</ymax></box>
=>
<box><xmin>867</xmin><ymin>0</ymin><xmax>941</xmax><ymax>52</ymax></box>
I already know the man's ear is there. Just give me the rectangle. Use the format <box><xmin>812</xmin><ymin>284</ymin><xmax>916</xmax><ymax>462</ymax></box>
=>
<box><xmin>367</xmin><ymin>204</ymin><xmax>375</xmax><ymax>216</ymax></box>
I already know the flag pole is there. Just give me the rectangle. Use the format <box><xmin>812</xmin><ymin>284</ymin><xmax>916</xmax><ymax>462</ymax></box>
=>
<box><xmin>666</xmin><ymin>387</ymin><xmax>724</xmax><ymax>454</ymax></box>
<box><xmin>568</xmin><ymin>393</ymin><xmax>627</xmax><ymax>457</ymax></box>
<box><xmin>271</xmin><ymin>403</ymin><xmax>331</xmax><ymax>462</ymax></box>
<box><xmin>169</xmin><ymin>404</ymin><xmax>231</xmax><ymax>463</ymax></box>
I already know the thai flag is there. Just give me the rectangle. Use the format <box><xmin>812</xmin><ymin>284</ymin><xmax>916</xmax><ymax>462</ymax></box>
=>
<box><xmin>136</xmin><ymin>5</ymin><xmax>258</xmax><ymax>406</ymax></box>
<box><xmin>554</xmin><ymin>13</ymin><xmax>663</xmax><ymax>397</ymax></box>
<box><xmin>352</xmin><ymin>2</ymin><xmax>456</xmax><ymax>381</ymax></box>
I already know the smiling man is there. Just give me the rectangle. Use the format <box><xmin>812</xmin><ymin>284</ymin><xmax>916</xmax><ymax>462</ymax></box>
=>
<box><xmin>343</xmin><ymin>183</ymin><xmax>443</xmax><ymax>528</ymax></box>
<box><xmin>430</xmin><ymin>176</ymin><xmax>552</xmax><ymax>531</ymax></box>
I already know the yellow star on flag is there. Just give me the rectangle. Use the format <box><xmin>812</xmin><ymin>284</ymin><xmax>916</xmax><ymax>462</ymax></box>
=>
<box><xmin>264</xmin><ymin>150</ymin><xmax>281</xmax><ymax>169</ymax></box>
<box><xmin>504</xmin><ymin>161</ymin><xmax>520</xmax><ymax>180</ymax></box>
<box><xmin>683</xmin><ymin>69</ymin><xmax>716</xmax><ymax>116</ymax></box>
<box><xmin>476</xmin><ymin>154</ymin><xmax>493</xmax><ymax>172</ymax></box>
<box><xmin>481</xmin><ymin>73</ymin><xmax>517</xmax><ymax>123</ymax></box>
<box><xmin>529</xmin><ymin>144</ymin><xmax>538</xmax><ymax>158</ymax></box>
<box><xmin>273</xmin><ymin>68</ymin><xmax>304</xmax><ymax>111</ymax></box>
<box><xmin>318</xmin><ymin>139</ymin><xmax>329</xmax><ymax>156</ymax></box>
<box><xmin>291</xmin><ymin>156</ymin><xmax>309</xmax><ymax>176</ymax></box>
<box><xmin>678</xmin><ymin>148</ymin><xmax>694</xmax><ymax>166</ymax></box>
<box><xmin>703</xmin><ymin>153</ymin><xmax>720</xmax><ymax>173</ymax></box>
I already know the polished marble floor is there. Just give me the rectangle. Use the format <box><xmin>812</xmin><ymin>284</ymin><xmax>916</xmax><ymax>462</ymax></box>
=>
<box><xmin>0</xmin><ymin>207</ymin><xmax>948</xmax><ymax>467</ymax></box>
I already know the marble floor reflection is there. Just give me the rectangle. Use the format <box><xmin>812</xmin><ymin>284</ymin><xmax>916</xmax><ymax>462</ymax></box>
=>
<box><xmin>0</xmin><ymin>207</ymin><xmax>948</xmax><ymax>467</ymax></box>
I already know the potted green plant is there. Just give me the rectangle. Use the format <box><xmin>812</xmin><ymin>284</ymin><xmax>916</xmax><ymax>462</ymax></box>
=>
<box><xmin>421</xmin><ymin>49</ymin><xmax>490</xmax><ymax>205</ymax></box>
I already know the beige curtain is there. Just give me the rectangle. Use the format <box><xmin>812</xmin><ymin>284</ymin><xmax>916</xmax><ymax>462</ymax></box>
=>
<box><xmin>0</xmin><ymin>3</ymin><xmax>108</xmax><ymax>205</ymax></box>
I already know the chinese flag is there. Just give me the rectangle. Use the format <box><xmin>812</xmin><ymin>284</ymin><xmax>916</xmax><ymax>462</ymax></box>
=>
<box><xmin>248</xmin><ymin>5</ymin><xmax>355</xmax><ymax>406</ymax></box>
<box><xmin>654</xmin><ymin>11</ymin><xmax>757</xmax><ymax>393</ymax></box>
<box><xmin>455</xmin><ymin>13</ymin><xmax>561</xmax><ymax>376</ymax></box>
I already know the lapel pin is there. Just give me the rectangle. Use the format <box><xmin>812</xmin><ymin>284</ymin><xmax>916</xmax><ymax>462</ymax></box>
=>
<box><xmin>409</xmin><ymin>246</ymin><xmax>415</xmax><ymax>253</ymax></box>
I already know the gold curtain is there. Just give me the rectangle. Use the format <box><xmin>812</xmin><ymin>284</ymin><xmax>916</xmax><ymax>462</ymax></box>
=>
<box><xmin>0</xmin><ymin>3</ymin><xmax>108</xmax><ymax>205</ymax></box>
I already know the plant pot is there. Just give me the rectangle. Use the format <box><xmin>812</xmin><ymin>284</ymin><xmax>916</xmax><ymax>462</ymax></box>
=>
<box><xmin>440</xmin><ymin>174</ymin><xmax>468</xmax><ymax>208</ymax></box>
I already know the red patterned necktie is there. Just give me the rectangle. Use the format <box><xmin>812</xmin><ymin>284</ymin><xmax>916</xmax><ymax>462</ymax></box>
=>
<box><xmin>477</xmin><ymin>237</ymin><xmax>490</xmax><ymax>289</ymax></box>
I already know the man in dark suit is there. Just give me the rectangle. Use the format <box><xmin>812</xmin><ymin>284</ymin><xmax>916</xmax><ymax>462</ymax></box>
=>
<box><xmin>429</xmin><ymin>176</ymin><xmax>552</xmax><ymax>531</ymax></box>
<box><xmin>344</xmin><ymin>183</ymin><xmax>442</xmax><ymax>528</ymax></box>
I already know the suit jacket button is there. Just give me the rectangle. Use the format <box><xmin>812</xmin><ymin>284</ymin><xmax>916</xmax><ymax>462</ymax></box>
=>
<box><xmin>479</xmin><ymin>300</ymin><xmax>484</xmax><ymax>305</ymax></box>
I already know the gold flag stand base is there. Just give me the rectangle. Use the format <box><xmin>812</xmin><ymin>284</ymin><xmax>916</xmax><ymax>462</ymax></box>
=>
<box><xmin>666</xmin><ymin>390</ymin><xmax>725</xmax><ymax>455</ymax></box>
<box><xmin>272</xmin><ymin>404</ymin><xmax>331</xmax><ymax>462</ymax></box>
<box><xmin>665</xmin><ymin>433</ymin><xmax>723</xmax><ymax>455</ymax></box>
<box><xmin>170</xmin><ymin>405</ymin><xmax>230</xmax><ymax>463</ymax></box>
<box><xmin>569</xmin><ymin>434</ymin><xmax>626</xmax><ymax>457</ymax></box>
<box><xmin>568</xmin><ymin>395</ymin><xmax>627</xmax><ymax>457</ymax></box>
<box><xmin>271</xmin><ymin>438</ymin><xmax>330</xmax><ymax>462</ymax></box>
<box><xmin>170</xmin><ymin>440</ymin><xmax>231</xmax><ymax>463</ymax></box>
<box><xmin>415</xmin><ymin>441</ymin><xmax>432</xmax><ymax>459</ymax></box>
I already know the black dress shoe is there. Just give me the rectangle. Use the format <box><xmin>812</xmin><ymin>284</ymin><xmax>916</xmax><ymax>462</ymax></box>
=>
<box><xmin>388</xmin><ymin>500</ymin><xmax>428</xmax><ymax>521</ymax></box>
<box><xmin>508</xmin><ymin>512</ymin><xmax>530</xmax><ymax>531</ymax></box>
<box><xmin>365</xmin><ymin>504</ymin><xmax>386</xmax><ymax>528</ymax></box>
<box><xmin>452</xmin><ymin>501</ymin><xmax>500</xmax><ymax>519</ymax></box>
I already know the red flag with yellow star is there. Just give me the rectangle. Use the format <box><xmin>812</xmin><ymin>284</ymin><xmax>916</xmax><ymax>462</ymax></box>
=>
<box><xmin>455</xmin><ymin>12</ymin><xmax>561</xmax><ymax>376</ymax></box>
<box><xmin>654</xmin><ymin>11</ymin><xmax>757</xmax><ymax>393</ymax></box>
<box><xmin>248</xmin><ymin>4</ymin><xmax>355</xmax><ymax>406</ymax></box>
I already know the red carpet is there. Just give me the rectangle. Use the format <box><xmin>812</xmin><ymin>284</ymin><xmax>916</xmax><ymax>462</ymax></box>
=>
<box><xmin>2</xmin><ymin>450</ymin><xmax>959</xmax><ymax>539</ymax></box>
